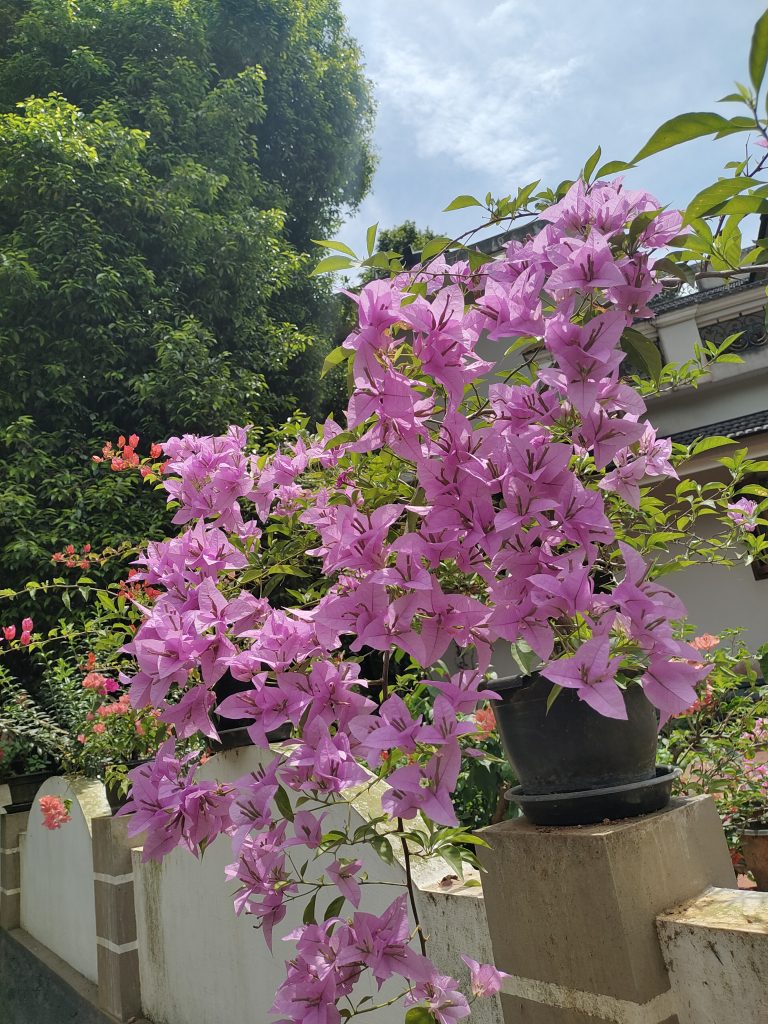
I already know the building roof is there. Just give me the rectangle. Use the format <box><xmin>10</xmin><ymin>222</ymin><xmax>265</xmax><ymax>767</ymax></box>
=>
<box><xmin>650</xmin><ymin>278</ymin><xmax>765</xmax><ymax>315</ymax></box>
<box><xmin>667</xmin><ymin>409</ymin><xmax>768</xmax><ymax>446</ymax></box>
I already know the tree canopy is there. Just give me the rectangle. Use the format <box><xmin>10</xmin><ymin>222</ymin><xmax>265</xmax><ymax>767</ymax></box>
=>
<box><xmin>0</xmin><ymin>0</ymin><xmax>374</xmax><ymax>588</ymax></box>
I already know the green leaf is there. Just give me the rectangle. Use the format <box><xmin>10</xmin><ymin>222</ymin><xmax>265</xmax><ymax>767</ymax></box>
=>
<box><xmin>583</xmin><ymin>144</ymin><xmax>601</xmax><ymax>182</ymax></box>
<box><xmin>366</xmin><ymin>222</ymin><xmax>378</xmax><ymax>257</ymax></box>
<box><xmin>371</xmin><ymin>834</ymin><xmax>395</xmax><ymax>865</ymax></box>
<box><xmin>443</xmin><ymin>194</ymin><xmax>483</xmax><ymax>212</ymax></box>
<box><xmin>686</xmin><ymin>178</ymin><xmax>760</xmax><ymax>220</ymax></box>
<box><xmin>302</xmin><ymin>892</ymin><xmax>317</xmax><ymax>926</ymax></box>
<box><xmin>595</xmin><ymin>159</ymin><xmax>635</xmax><ymax>177</ymax></box>
<box><xmin>468</xmin><ymin>249</ymin><xmax>495</xmax><ymax>271</ymax></box>
<box><xmin>321</xmin><ymin>345</ymin><xmax>349</xmax><ymax>378</ymax></box>
<box><xmin>405</xmin><ymin>1008</ymin><xmax>436</xmax><ymax>1024</ymax></box>
<box><xmin>633</xmin><ymin>112</ymin><xmax>735</xmax><ymax>162</ymax></box>
<box><xmin>312</xmin><ymin>239</ymin><xmax>357</xmax><ymax>258</ymax></box>
<box><xmin>420</xmin><ymin>236</ymin><xmax>453</xmax><ymax>262</ymax></box>
<box><xmin>310</xmin><ymin>255</ymin><xmax>355</xmax><ymax>276</ymax></box>
<box><xmin>439</xmin><ymin>845</ymin><xmax>465</xmax><ymax>878</ymax></box>
<box><xmin>324</xmin><ymin>895</ymin><xmax>346</xmax><ymax>920</ymax></box>
<box><xmin>274</xmin><ymin>784</ymin><xmax>294</xmax><ymax>823</ymax></box>
<box><xmin>750</xmin><ymin>9</ymin><xmax>768</xmax><ymax>92</ymax></box>
<box><xmin>689</xmin><ymin>435</ymin><xmax>737</xmax><ymax>456</ymax></box>
<box><xmin>546</xmin><ymin>684</ymin><xmax>562</xmax><ymax>713</ymax></box>
<box><xmin>620</xmin><ymin>327</ymin><xmax>662</xmax><ymax>382</ymax></box>
<box><xmin>360</xmin><ymin>252</ymin><xmax>393</xmax><ymax>270</ymax></box>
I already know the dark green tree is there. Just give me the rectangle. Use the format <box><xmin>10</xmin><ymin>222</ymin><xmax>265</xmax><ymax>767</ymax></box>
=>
<box><xmin>0</xmin><ymin>0</ymin><xmax>374</xmax><ymax>593</ymax></box>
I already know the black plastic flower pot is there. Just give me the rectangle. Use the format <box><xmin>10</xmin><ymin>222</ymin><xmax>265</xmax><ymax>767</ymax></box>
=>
<box><xmin>491</xmin><ymin>673</ymin><xmax>664</xmax><ymax>824</ymax></box>
<box><xmin>209</xmin><ymin>722</ymin><xmax>292</xmax><ymax>754</ymax></box>
<box><xmin>105</xmin><ymin>759</ymin><xmax>147</xmax><ymax>814</ymax></box>
<box><xmin>3</xmin><ymin>770</ymin><xmax>53</xmax><ymax>813</ymax></box>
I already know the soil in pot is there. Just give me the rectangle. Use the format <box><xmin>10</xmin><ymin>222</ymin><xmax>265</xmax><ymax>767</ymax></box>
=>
<box><xmin>742</xmin><ymin>830</ymin><xmax>768</xmax><ymax>891</ymax></box>
<box><xmin>491</xmin><ymin>673</ymin><xmax>659</xmax><ymax>796</ymax></box>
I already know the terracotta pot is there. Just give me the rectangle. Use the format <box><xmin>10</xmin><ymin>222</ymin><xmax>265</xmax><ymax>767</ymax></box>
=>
<box><xmin>742</xmin><ymin>829</ymin><xmax>768</xmax><ymax>891</ymax></box>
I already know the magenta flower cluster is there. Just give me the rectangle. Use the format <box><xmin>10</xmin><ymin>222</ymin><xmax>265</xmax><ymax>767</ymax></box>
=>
<box><xmin>119</xmin><ymin>177</ymin><xmax>712</xmax><ymax>1022</ymax></box>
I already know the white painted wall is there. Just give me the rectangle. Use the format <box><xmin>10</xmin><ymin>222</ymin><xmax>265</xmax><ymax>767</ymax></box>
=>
<box><xmin>132</xmin><ymin>744</ymin><xmax>503</xmax><ymax>1024</ymax></box>
<box><xmin>658</xmin><ymin>886</ymin><xmax>768</xmax><ymax>1024</ymax></box>
<box><xmin>20</xmin><ymin>776</ymin><xmax>109</xmax><ymax>984</ymax></box>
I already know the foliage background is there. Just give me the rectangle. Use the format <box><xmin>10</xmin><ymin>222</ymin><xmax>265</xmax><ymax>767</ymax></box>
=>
<box><xmin>0</xmin><ymin>0</ymin><xmax>375</xmax><ymax>601</ymax></box>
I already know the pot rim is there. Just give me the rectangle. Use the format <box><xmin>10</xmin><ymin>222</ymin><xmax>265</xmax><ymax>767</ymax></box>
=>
<box><xmin>742</xmin><ymin>827</ymin><xmax>768</xmax><ymax>836</ymax></box>
<box><xmin>506</xmin><ymin>764</ymin><xmax>681</xmax><ymax>803</ymax></box>
<box><xmin>489</xmin><ymin>673</ymin><xmax>534</xmax><ymax>694</ymax></box>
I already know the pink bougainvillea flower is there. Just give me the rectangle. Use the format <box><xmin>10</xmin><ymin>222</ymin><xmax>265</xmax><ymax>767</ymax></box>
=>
<box><xmin>727</xmin><ymin>498</ymin><xmax>759</xmax><ymax>532</ymax></box>
<box><xmin>21</xmin><ymin>617</ymin><xmax>33</xmax><ymax>632</ymax></box>
<box><xmin>541</xmin><ymin>635</ymin><xmax>627</xmax><ymax>720</ymax></box>
<box><xmin>326</xmin><ymin>858</ymin><xmax>363</xmax><ymax>907</ymax></box>
<box><xmin>405</xmin><ymin>972</ymin><xmax>471</xmax><ymax>1023</ymax></box>
<box><xmin>460</xmin><ymin>955</ymin><xmax>510</xmax><ymax>997</ymax></box>
<box><xmin>2</xmin><ymin>625</ymin><xmax>15</xmax><ymax>641</ymax></box>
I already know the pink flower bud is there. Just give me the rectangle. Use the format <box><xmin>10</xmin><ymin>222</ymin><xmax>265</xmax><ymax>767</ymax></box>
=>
<box><xmin>20</xmin><ymin>631</ymin><xmax>31</xmax><ymax>647</ymax></box>
<box><xmin>3</xmin><ymin>625</ymin><xmax>16</xmax><ymax>641</ymax></box>
<box><xmin>21</xmin><ymin>617</ymin><xmax>33</xmax><ymax>632</ymax></box>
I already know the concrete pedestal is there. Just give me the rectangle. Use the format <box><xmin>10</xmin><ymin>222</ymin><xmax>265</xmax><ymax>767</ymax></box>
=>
<box><xmin>478</xmin><ymin>796</ymin><xmax>735</xmax><ymax>1024</ymax></box>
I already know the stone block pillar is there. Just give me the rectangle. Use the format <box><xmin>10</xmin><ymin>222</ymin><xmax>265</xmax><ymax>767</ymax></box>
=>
<box><xmin>0</xmin><ymin>810</ymin><xmax>29</xmax><ymax>930</ymax></box>
<box><xmin>92</xmin><ymin>814</ymin><xmax>142</xmax><ymax>1021</ymax></box>
<box><xmin>478</xmin><ymin>796</ymin><xmax>735</xmax><ymax>1024</ymax></box>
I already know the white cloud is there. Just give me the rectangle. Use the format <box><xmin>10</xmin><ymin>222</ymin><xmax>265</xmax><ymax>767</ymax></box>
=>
<box><xmin>352</xmin><ymin>1</ymin><xmax>582</xmax><ymax>179</ymax></box>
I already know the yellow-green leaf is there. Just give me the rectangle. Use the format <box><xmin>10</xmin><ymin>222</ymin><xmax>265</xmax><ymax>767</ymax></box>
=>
<box><xmin>750</xmin><ymin>8</ymin><xmax>768</xmax><ymax>92</ymax></box>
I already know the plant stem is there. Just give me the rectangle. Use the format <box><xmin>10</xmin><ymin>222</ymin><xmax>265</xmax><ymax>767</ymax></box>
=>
<box><xmin>397</xmin><ymin>817</ymin><xmax>427</xmax><ymax>957</ymax></box>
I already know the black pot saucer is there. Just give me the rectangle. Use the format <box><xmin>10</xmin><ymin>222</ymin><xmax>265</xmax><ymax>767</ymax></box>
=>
<box><xmin>506</xmin><ymin>765</ymin><xmax>681</xmax><ymax>827</ymax></box>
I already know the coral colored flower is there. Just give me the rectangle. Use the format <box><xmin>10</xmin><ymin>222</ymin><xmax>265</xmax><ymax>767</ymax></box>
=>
<box><xmin>690</xmin><ymin>633</ymin><xmax>720</xmax><ymax>651</ymax></box>
<box><xmin>39</xmin><ymin>796</ymin><xmax>71</xmax><ymax>830</ymax></box>
<box><xmin>77</xmin><ymin>734</ymin><xmax>86</xmax><ymax>744</ymax></box>
<box><xmin>129</xmin><ymin>434</ymin><xmax>140</xmax><ymax>448</ymax></box>
<box><xmin>93</xmin><ymin>722</ymin><xmax>106</xmax><ymax>734</ymax></box>
<box><xmin>3</xmin><ymin>625</ymin><xmax>15</xmax><ymax>641</ymax></box>
<box><xmin>150</xmin><ymin>443</ymin><xmax>163</xmax><ymax>459</ymax></box>
<box><xmin>474</xmin><ymin>705</ymin><xmax>496</xmax><ymax>739</ymax></box>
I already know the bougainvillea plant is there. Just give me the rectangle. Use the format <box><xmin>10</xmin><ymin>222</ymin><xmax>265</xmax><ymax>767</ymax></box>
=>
<box><xmin>90</xmin><ymin>166</ymin><xmax>768</xmax><ymax>1024</ymax></box>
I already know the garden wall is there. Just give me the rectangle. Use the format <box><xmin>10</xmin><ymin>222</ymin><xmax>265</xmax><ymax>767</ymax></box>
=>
<box><xmin>2</xmin><ymin>751</ymin><xmax>768</xmax><ymax>1024</ymax></box>
<box><xmin>0</xmin><ymin>744</ymin><xmax>501</xmax><ymax>1024</ymax></box>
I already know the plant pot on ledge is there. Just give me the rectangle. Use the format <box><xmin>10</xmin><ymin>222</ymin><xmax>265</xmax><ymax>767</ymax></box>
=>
<box><xmin>491</xmin><ymin>673</ymin><xmax>678</xmax><ymax>826</ymax></box>
<box><xmin>2</xmin><ymin>769</ymin><xmax>55</xmax><ymax>813</ymax></box>
<box><xmin>210</xmin><ymin>671</ymin><xmax>292</xmax><ymax>754</ymax></box>
<box><xmin>742</xmin><ymin>827</ymin><xmax>768</xmax><ymax>890</ymax></box>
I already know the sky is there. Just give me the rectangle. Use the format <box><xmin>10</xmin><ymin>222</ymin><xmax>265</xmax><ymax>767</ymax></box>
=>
<box><xmin>337</xmin><ymin>0</ymin><xmax>767</xmax><ymax>252</ymax></box>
